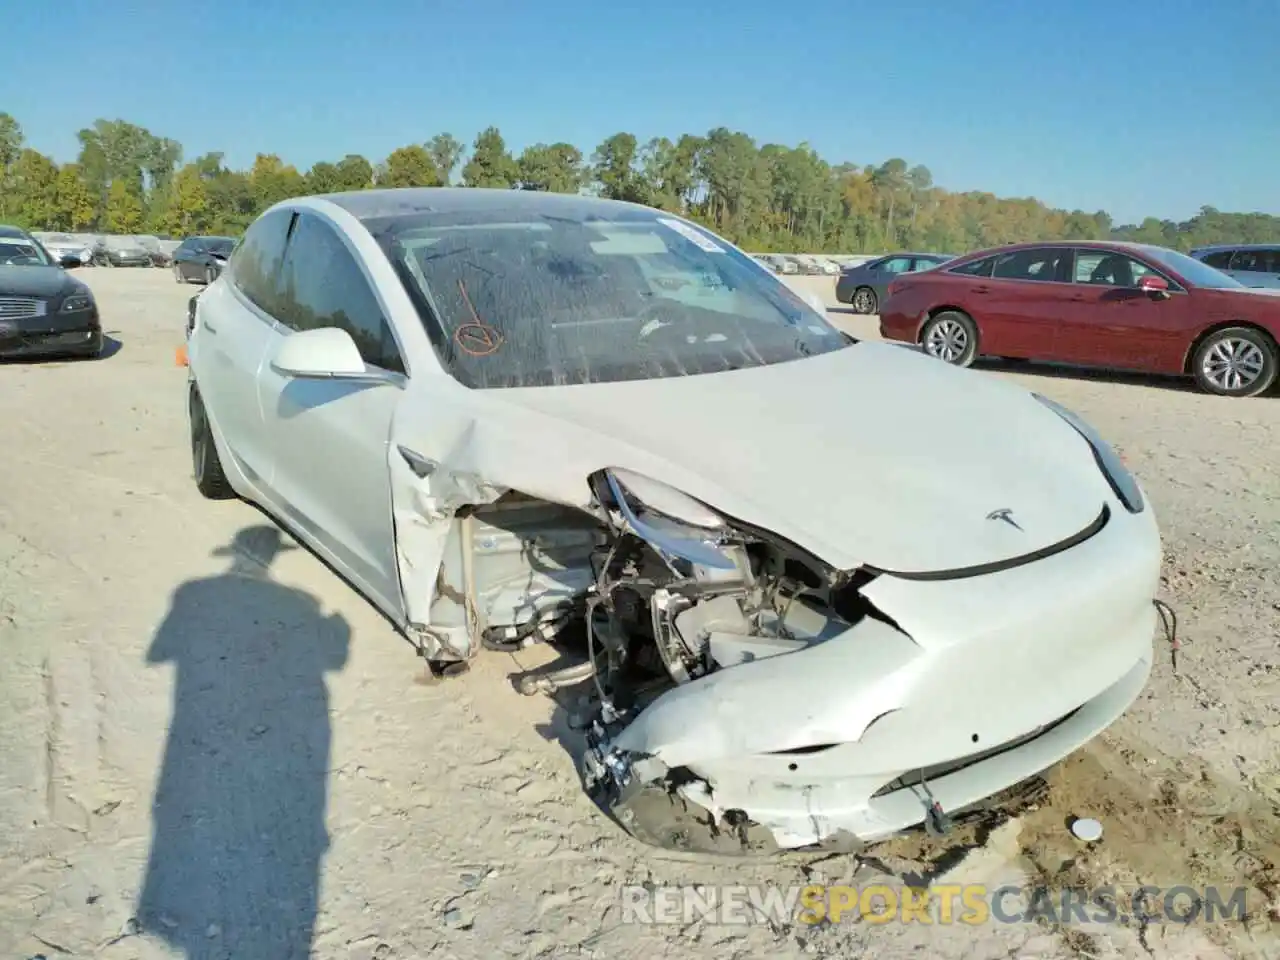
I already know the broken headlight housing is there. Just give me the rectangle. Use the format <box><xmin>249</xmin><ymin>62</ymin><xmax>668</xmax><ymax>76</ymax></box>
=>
<box><xmin>1034</xmin><ymin>394</ymin><xmax>1144</xmax><ymax>514</ymax></box>
<box><xmin>603</xmin><ymin>468</ymin><xmax>737</xmax><ymax>570</ymax></box>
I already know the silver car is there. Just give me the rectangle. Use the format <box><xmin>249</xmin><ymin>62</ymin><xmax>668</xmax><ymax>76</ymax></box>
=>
<box><xmin>1190</xmin><ymin>244</ymin><xmax>1280</xmax><ymax>289</ymax></box>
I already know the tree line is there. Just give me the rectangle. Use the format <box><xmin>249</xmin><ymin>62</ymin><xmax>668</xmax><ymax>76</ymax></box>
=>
<box><xmin>1</xmin><ymin>112</ymin><xmax>1278</xmax><ymax>254</ymax></box>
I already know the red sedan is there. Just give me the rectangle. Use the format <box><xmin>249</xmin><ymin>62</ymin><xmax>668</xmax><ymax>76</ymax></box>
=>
<box><xmin>878</xmin><ymin>241</ymin><xmax>1280</xmax><ymax>397</ymax></box>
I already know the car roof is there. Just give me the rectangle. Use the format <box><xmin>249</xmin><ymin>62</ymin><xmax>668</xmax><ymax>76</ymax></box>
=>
<box><xmin>316</xmin><ymin>187</ymin><xmax>655</xmax><ymax>224</ymax></box>
<box><xmin>1189</xmin><ymin>242</ymin><xmax>1280</xmax><ymax>254</ymax></box>
<box><xmin>870</xmin><ymin>251</ymin><xmax>951</xmax><ymax>259</ymax></box>
<box><xmin>0</xmin><ymin>224</ymin><xmax>32</xmax><ymax>238</ymax></box>
<box><xmin>955</xmin><ymin>239</ymin><xmax>1182</xmax><ymax>261</ymax></box>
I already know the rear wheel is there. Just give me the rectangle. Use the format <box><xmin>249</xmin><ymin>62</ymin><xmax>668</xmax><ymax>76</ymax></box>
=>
<box><xmin>189</xmin><ymin>384</ymin><xmax>236</xmax><ymax>499</ymax></box>
<box><xmin>852</xmin><ymin>286</ymin><xmax>878</xmax><ymax>314</ymax></box>
<box><xmin>1191</xmin><ymin>326</ymin><xmax>1277</xmax><ymax>397</ymax></box>
<box><xmin>920</xmin><ymin>310</ymin><xmax>979</xmax><ymax>367</ymax></box>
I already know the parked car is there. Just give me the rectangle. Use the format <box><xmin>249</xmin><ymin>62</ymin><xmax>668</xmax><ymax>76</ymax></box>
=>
<box><xmin>0</xmin><ymin>224</ymin><xmax>102</xmax><ymax>358</ymax></box>
<box><xmin>132</xmin><ymin>234</ymin><xmax>171</xmax><ymax>267</ymax></box>
<box><xmin>94</xmin><ymin>236</ymin><xmax>153</xmax><ymax>267</ymax></box>
<box><xmin>1189</xmin><ymin>244</ymin><xmax>1280</xmax><ymax>289</ymax></box>
<box><xmin>172</xmin><ymin>235</ymin><xmax>237</xmax><ymax>284</ymax></box>
<box><xmin>758</xmin><ymin>254</ymin><xmax>796</xmax><ymax>275</ymax></box>
<box><xmin>186</xmin><ymin>187</ymin><xmax>1163</xmax><ymax>854</ymax></box>
<box><xmin>879</xmin><ymin>240</ymin><xmax>1280</xmax><ymax>397</ymax></box>
<box><xmin>836</xmin><ymin>252</ymin><xmax>953</xmax><ymax>315</ymax></box>
<box><xmin>35</xmin><ymin>232</ymin><xmax>96</xmax><ymax>266</ymax></box>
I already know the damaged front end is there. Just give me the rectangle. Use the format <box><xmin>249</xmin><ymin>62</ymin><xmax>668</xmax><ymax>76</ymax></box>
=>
<box><xmin>395</xmin><ymin>451</ymin><xmax>1159</xmax><ymax>855</ymax></box>
<box><xmin>568</xmin><ymin>466</ymin><xmax>910</xmax><ymax>853</ymax></box>
<box><xmin>560</xmin><ymin>467</ymin><xmax>1159</xmax><ymax>855</ymax></box>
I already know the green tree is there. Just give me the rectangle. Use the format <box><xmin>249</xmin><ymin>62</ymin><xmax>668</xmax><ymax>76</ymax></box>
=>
<box><xmin>378</xmin><ymin>145</ymin><xmax>442</xmax><ymax>187</ymax></box>
<box><xmin>249</xmin><ymin>153</ymin><xmax>306</xmax><ymax>209</ymax></box>
<box><xmin>0</xmin><ymin>112</ymin><xmax>25</xmax><ymax>220</ymax></box>
<box><xmin>516</xmin><ymin>143</ymin><xmax>585</xmax><ymax>193</ymax></box>
<box><xmin>161</xmin><ymin>164</ymin><xmax>209</xmax><ymax>235</ymax></box>
<box><xmin>461</xmin><ymin>127</ymin><xmax>517</xmax><ymax>188</ymax></box>
<box><xmin>592</xmin><ymin>132</ymin><xmax>648</xmax><ymax>203</ymax></box>
<box><xmin>334</xmin><ymin>154</ymin><xmax>374</xmax><ymax>190</ymax></box>
<box><xmin>53</xmin><ymin>164</ymin><xmax>96</xmax><ymax>230</ymax></box>
<box><xmin>8</xmin><ymin>149</ymin><xmax>60</xmax><ymax>229</ymax></box>
<box><xmin>427</xmin><ymin>133</ymin><xmax>465</xmax><ymax>184</ymax></box>
<box><xmin>305</xmin><ymin>161</ymin><xmax>342</xmax><ymax>194</ymax></box>
<box><xmin>104</xmin><ymin>179</ymin><xmax>144</xmax><ymax>233</ymax></box>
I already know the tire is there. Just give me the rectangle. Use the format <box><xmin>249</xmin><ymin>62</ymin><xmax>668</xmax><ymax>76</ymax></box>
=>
<box><xmin>852</xmin><ymin>286</ymin><xmax>878</xmax><ymax>315</ymax></box>
<box><xmin>920</xmin><ymin>310</ymin><xmax>979</xmax><ymax>367</ymax></box>
<box><xmin>1190</xmin><ymin>326</ymin><xmax>1278</xmax><ymax>397</ymax></box>
<box><xmin>189</xmin><ymin>383</ymin><xmax>236</xmax><ymax>499</ymax></box>
<box><xmin>204</xmin><ymin>265</ymin><xmax>215</xmax><ymax>284</ymax></box>
<box><xmin>174</xmin><ymin>264</ymin><xmax>185</xmax><ymax>284</ymax></box>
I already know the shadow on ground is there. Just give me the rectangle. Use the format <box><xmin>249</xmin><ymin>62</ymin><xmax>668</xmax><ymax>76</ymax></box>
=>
<box><xmin>135</xmin><ymin>524</ymin><xmax>350</xmax><ymax>960</ymax></box>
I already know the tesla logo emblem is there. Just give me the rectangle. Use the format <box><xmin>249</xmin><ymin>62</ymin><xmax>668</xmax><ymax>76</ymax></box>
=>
<box><xmin>986</xmin><ymin>508</ymin><xmax>1023</xmax><ymax>531</ymax></box>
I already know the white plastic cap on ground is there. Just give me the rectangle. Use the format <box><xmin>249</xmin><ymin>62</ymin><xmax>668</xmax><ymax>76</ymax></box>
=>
<box><xmin>1070</xmin><ymin>817</ymin><xmax>1104</xmax><ymax>842</ymax></box>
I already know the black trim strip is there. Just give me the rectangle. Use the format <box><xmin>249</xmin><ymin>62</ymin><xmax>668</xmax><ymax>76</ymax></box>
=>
<box><xmin>861</xmin><ymin>503</ymin><xmax>1110</xmax><ymax>582</ymax></box>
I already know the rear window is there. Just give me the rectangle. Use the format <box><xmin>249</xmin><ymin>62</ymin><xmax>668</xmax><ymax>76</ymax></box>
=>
<box><xmin>365</xmin><ymin>208</ymin><xmax>849</xmax><ymax>389</ymax></box>
<box><xmin>948</xmin><ymin>256</ymin><xmax>995</xmax><ymax>277</ymax></box>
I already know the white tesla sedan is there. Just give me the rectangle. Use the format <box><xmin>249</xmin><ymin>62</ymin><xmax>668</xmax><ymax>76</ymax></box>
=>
<box><xmin>186</xmin><ymin>188</ymin><xmax>1164</xmax><ymax>854</ymax></box>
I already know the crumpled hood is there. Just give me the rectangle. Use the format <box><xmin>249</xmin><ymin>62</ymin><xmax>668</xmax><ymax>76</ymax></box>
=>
<box><xmin>0</xmin><ymin>265</ymin><xmax>76</xmax><ymax>298</ymax></box>
<box><xmin>461</xmin><ymin>341</ymin><xmax>1115</xmax><ymax>574</ymax></box>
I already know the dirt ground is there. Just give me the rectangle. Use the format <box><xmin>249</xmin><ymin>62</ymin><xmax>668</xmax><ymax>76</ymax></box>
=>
<box><xmin>0</xmin><ymin>268</ymin><xmax>1277</xmax><ymax>960</ymax></box>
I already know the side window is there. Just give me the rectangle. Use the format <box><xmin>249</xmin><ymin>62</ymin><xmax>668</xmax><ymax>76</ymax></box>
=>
<box><xmin>880</xmin><ymin>256</ymin><xmax>913</xmax><ymax>274</ymax></box>
<box><xmin>275</xmin><ymin>213</ymin><xmax>404</xmax><ymax>373</ymax></box>
<box><xmin>1201</xmin><ymin>250</ymin><xmax>1234</xmax><ymax>269</ymax></box>
<box><xmin>229</xmin><ymin>210</ymin><xmax>294</xmax><ymax>317</ymax></box>
<box><xmin>1229</xmin><ymin>250</ymin><xmax>1268</xmax><ymax>273</ymax></box>
<box><xmin>992</xmin><ymin>247</ymin><xmax>1069</xmax><ymax>282</ymax></box>
<box><xmin>909</xmin><ymin>257</ymin><xmax>940</xmax><ymax>272</ymax></box>
<box><xmin>1073</xmin><ymin>251</ymin><xmax>1157</xmax><ymax>288</ymax></box>
<box><xmin>949</xmin><ymin>256</ymin><xmax>995</xmax><ymax>277</ymax></box>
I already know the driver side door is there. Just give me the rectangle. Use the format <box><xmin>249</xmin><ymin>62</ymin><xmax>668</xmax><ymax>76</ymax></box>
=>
<box><xmin>255</xmin><ymin>211</ymin><xmax>409</xmax><ymax>623</ymax></box>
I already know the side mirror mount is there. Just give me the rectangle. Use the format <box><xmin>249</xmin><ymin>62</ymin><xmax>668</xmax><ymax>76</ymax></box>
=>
<box><xmin>1138</xmin><ymin>275</ymin><xmax>1171</xmax><ymax>299</ymax></box>
<box><xmin>59</xmin><ymin>255</ymin><xmax>82</xmax><ymax>269</ymax></box>
<box><xmin>269</xmin><ymin>327</ymin><xmax>392</xmax><ymax>382</ymax></box>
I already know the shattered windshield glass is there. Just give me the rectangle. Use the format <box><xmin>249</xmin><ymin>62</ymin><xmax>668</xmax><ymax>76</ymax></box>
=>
<box><xmin>367</xmin><ymin>207</ymin><xmax>849</xmax><ymax>388</ymax></box>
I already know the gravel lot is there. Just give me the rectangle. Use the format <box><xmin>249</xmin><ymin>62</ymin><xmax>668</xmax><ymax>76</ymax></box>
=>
<box><xmin>1</xmin><ymin>268</ymin><xmax>1277</xmax><ymax>960</ymax></box>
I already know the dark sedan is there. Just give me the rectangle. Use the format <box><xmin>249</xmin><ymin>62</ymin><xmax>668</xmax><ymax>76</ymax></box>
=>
<box><xmin>834</xmin><ymin>252</ymin><xmax>953</xmax><ymax>315</ymax></box>
<box><xmin>172</xmin><ymin>235</ymin><xmax>237</xmax><ymax>284</ymax></box>
<box><xmin>878</xmin><ymin>240</ymin><xmax>1280</xmax><ymax>397</ymax></box>
<box><xmin>0</xmin><ymin>225</ymin><xmax>102</xmax><ymax>359</ymax></box>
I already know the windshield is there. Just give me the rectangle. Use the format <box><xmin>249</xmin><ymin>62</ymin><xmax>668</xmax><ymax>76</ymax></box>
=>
<box><xmin>1141</xmin><ymin>246</ymin><xmax>1245</xmax><ymax>290</ymax></box>
<box><xmin>0</xmin><ymin>238</ymin><xmax>51</xmax><ymax>266</ymax></box>
<box><xmin>368</xmin><ymin>208</ymin><xmax>849</xmax><ymax>388</ymax></box>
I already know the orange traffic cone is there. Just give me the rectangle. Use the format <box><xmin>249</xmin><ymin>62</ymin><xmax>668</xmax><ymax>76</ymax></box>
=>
<box><xmin>175</xmin><ymin>344</ymin><xmax>188</xmax><ymax>367</ymax></box>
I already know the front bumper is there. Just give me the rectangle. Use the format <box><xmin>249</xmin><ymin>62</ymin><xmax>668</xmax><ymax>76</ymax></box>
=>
<box><xmin>0</xmin><ymin>310</ymin><xmax>102</xmax><ymax>357</ymax></box>
<box><xmin>597</xmin><ymin>492</ymin><xmax>1162</xmax><ymax>850</ymax></box>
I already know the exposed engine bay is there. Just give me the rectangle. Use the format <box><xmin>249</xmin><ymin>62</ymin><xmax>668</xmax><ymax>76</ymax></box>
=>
<box><xmin>414</xmin><ymin>463</ymin><xmax>1163</xmax><ymax>856</ymax></box>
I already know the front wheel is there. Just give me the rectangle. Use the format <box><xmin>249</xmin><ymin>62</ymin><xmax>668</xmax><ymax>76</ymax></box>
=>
<box><xmin>852</xmin><ymin>286</ymin><xmax>878</xmax><ymax>315</ymax></box>
<box><xmin>1191</xmin><ymin>326</ymin><xmax>1278</xmax><ymax>397</ymax></box>
<box><xmin>920</xmin><ymin>311</ymin><xmax>979</xmax><ymax>367</ymax></box>
<box><xmin>189</xmin><ymin>384</ymin><xmax>236</xmax><ymax>499</ymax></box>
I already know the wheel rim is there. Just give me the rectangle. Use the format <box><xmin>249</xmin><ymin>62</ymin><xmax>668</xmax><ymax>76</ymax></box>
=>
<box><xmin>854</xmin><ymin>289</ymin><xmax>875</xmax><ymax>312</ymax></box>
<box><xmin>1201</xmin><ymin>337</ymin><xmax>1265</xmax><ymax>391</ymax></box>
<box><xmin>925</xmin><ymin>318</ymin><xmax>968</xmax><ymax>362</ymax></box>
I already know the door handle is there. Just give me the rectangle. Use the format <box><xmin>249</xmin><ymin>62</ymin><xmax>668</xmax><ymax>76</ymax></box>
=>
<box><xmin>202</xmin><ymin>320</ymin><xmax>218</xmax><ymax>334</ymax></box>
<box><xmin>398</xmin><ymin>445</ymin><xmax>437</xmax><ymax>478</ymax></box>
<box><xmin>973</xmin><ymin>286</ymin><xmax>990</xmax><ymax>294</ymax></box>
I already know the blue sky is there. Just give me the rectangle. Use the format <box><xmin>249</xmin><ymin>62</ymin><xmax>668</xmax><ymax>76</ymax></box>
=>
<box><xmin>4</xmin><ymin>0</ymin><xmax>1277</xmax><ymax>224</ymax></box>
